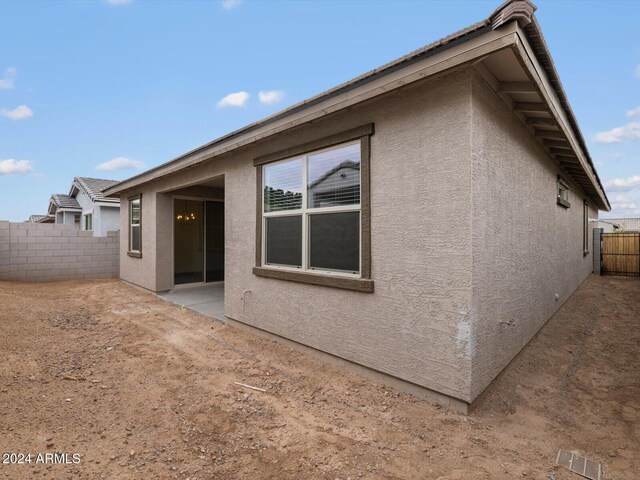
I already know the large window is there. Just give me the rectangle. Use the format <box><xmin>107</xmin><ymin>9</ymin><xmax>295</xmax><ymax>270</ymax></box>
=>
<box><xmin>129</xmin><ymin>195</ymin><xmax>141</xmax><ymax>256</ymax></box>
<box><xmin>262</xmin><ymin>142</ymin><xmax>361</xmax><ymax>275</ymax></box>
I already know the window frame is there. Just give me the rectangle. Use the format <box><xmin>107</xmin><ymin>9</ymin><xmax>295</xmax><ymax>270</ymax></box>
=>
<box><xmin>262</xmin><ymin>141</ymin><xmax>362</xmax><ymax>276</ymax></box>
<box><xmin>583</xmin><ymin>200</ymin><xmax>589</xmax><ymax>256</ymax></box>
<box><xmin>128</xmin><ymin>194</ymin><xmax>142</xmax><ymax>258</ymax></box>
<box><xmin>557</xmin><ymin>176</ymin><xmax>571</xmax><ymax>208</ymax></box>
<box><xmin>84</xmin><ymin>213</ymin><xmax>93</xmax><ymax>231</ymax></box>
<box><xmin>253</xmin><ymin>124</ymin><xmax>374</xmax><ymax>293</ymax></box>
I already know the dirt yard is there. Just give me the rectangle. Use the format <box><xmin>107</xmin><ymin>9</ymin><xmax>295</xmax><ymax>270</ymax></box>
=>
<box><xmin>0</xmin><ymin>275</ymin><xmax>638</xmax><ymax>479</ymax></box>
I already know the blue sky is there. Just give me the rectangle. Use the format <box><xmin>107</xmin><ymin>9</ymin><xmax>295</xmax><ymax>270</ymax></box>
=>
<box><xmin>1</xmin><ymin>0</ymin><xmax>639</xmax><ymax>221</ymax></box>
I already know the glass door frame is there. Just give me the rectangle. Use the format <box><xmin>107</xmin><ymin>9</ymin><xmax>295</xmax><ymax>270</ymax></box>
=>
<box><xmin>172</xmin><ymin>196</ymin><xmax>224</xmax><ymax>289</ymax></box>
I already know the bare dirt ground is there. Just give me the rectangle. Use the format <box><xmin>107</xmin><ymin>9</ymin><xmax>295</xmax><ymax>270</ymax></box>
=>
<box><xmin>0</xmin><ymin>275</ymin><xmax>638</xmax><ymax>479</ymax></box>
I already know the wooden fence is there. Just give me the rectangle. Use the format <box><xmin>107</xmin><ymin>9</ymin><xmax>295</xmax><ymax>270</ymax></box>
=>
<box><xmin>601</xmin><ymin>232</ymin><xmax>640</xmax><ymax>277</ymax></box>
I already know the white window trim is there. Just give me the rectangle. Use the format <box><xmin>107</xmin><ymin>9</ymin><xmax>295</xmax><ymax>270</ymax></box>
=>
<box><xmin>83</xmin><ymin>213</ymin><xmax>93</xmax><ymax>231</ymax></box>
<box><xmin>261</xmin><ymin>141</ymin><xmax>362</xmax><ymax>278</ymax></box>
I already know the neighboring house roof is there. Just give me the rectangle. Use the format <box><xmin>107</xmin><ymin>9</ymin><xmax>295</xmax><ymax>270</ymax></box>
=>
<box><xmin>308</xmin><ymin>161</ymin><xmax>360</xmax><ymax>190</ymax></box>
<box><xmin>600</xmin><ymin>217</ymin><xmax>640</xmax><ymax>231</ymax></box>
<box><xmin>70</xmin><ymin>177</ymin><xmax>120</xmax><ymax>205</ymax></box>
<box><xmin>104</xmin><ymin>0</ymin><xmax>609</xmax><ymax>211</ymax></box>
<box><xmin>48</xmin><ymin>194</ymin><xmax>82</xmax><ymax>215</ymax></box>
<box><xmin>47</xmin><ymin>177</ymin><xmax>119</xmax><ymax>216</ymax></box>
<box><xmin>27</xmin><ymin>215</ymin><xmax>46</xmax><ymax>223</ymax></box>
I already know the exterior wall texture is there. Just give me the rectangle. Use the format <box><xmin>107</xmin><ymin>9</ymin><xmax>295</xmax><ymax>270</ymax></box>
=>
<box><xmin>116</xmin><ymin>66</ymin><xmax>602</xmax><ymax>405</ymax></box>
<box><xmin>118</xmin><ymin>191</ymin><xmax>158</xmax><ymax>290</ymax></box>
<box><xmin>469</xmin><ymin>71</ymin><xmax>597</xmax><ymax>400</ymax></box>
<box><xmin>97</xmin><ymin>206</ymin><xmax>121</xmax><ymax>238</ymax></box>
<box><xmin>62</xmin><ymin>211</ymin><xmax>80</xmax><ymax>229</ymax></box>
<box><xmin>119</xmin><ymin>68</ymin><xmax>475</xmax><ymax>402</ymax></box>
<box><xmin>0</xmin><ymin>221</ymin><xmax>119</xmax><ymax>282</ymax></box>
<box><xmin>75</xmin><ymin>191</ymin><xmax>121</xmax><ymax>237</ymax></box>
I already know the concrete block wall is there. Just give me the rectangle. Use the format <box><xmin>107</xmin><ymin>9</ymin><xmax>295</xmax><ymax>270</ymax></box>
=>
<box><xmin>0</xmin><ymin>221</ymin><xmax>119</xmax><ymax>282</ymax></box>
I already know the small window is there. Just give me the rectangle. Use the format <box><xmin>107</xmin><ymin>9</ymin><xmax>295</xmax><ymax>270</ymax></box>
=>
<box><xmin>583</xmin><ymin>201</ymin><xmax>589</xmax><ymax>255</ymax></box>
<box><xmin>129</xmin><ymin>196</ymin><xmax>142</xmax><ymax>256</ymax></box>
<box><xmin>262</xmin><ymin>142</ymin><xmax>361</xmax><ymax>275</ymax></box>
<box><xmin>557</xmin><ymin>177</ymin><xmax>570</xmax><ymax>208</ymax></box>
<box><xmin>84</xmin><ymin>214</ymin><xmax>93</xmax><ymax>231</ymax></box>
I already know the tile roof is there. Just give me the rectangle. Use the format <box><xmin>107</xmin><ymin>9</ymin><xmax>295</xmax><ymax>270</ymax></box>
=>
<box><xmin>599</xmin><ymin>217</ymin><xmax>640</xmax><ymax>232</ymax></box>
<box><xmin>50</xmin><ymin>194</ymin><xmax>81</xmax><ymax>210</ymax></box>
<box><xmin>104</xmin><ymin>11</ymin><xmax>492</xmax><ymax>195</ymax></box>
<box><xmin>28</xmin><ymin>214</ymin><xmax>48</xmax><ymax>223</ymax></box>
<box><xmin>72</xmin><ymin>177</ymin><xmax>120</xmax><ymax>204</ymax></box>
<box><xmin>104</xmin><ymin>0</ymin><xmax>608</xmax><ymax>210</ymax></box>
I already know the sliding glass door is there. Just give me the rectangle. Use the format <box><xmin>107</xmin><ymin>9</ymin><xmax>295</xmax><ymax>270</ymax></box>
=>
<box><xmin>174</xmin><ymin>199</ymin><xmax>224</xmax><ymax>286</ymax></box>
<box><xmin>205</xmin><ymin>201</ymin><xmax>224</xmax><ymax>282</ymax></box>
<box><xmin>174</xmin><ymin>199</ymin><xmax>205</xmax><ymax>285</ymax></box>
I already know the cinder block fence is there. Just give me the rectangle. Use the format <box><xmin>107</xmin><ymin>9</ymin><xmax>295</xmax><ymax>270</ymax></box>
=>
<box><xmin>0</xmin><ymin>221</ymin><xmax>119</xmax><ymax>282</ymax></box>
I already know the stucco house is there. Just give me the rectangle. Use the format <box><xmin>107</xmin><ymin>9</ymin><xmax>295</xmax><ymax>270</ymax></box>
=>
<box><xmin>49</xmin><ymin>177</ymin><xmax>120</xmax><ymax>237</ymax></box>
<box><xmin>104</xmin><ymin>0</ymin><xmax>610</xmax><ymax>411</ymax></box>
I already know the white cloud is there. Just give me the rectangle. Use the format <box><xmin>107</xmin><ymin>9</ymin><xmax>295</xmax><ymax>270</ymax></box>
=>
<box><xmin>635</xmin><ymin>64</ymin><xmax>640</xmax><ymax>79</ymax></box>
<box><xmin>0</xmin><ymin>159</ymin><xmax>33</xmax><ymax>175</ymax></box>
<box><xmin>0</xmin><ymin>67</ymin><xmax>17</xmax><ymax>90</ymax></box>
<box><xmin>104</xmin><ymin>0</ymin><xmax>132</xmax><ymax>4</ymax></box>
<box><xmin>96</xmin><ymin>157</ymin><xmax>145</xmax><ymax>171</ymax></box>
<box><xmin>627</xmin><ymin>106</ymin><xmax>640</xmax><ymax>117</ymax></box>
<box><xmin>0</xmin><ymin>105</ymin><xmax>33</xmax><ymax>121</ymax></box>
<box><xmin>258</xmin><ymin>90</ymin><xmax>284</xmax><ymax>105</ymax></box>
<box><xmin>221</xmin><ymin>0</ymin><xmax>242</xmax><ymax>10</ymax></box>
<box><xmin>613</xmin><ymin>201</ymin><xmax>638</xmax><ymax>211</ymax></box>
<box><xmin>608</xmin><ymin>193</ymin><xmax>640</xmax><ymax>216</ymax></box>
<box><xmin>595</xmin><ymin>121</ymin><xmax>640</xmax><ymax>144</ymax></box>
<box><xmin>604</xmin><ymin>175</ymin><xmax>640</xmax><ymax>192</ymax></box>
<box><xmin>217</xmin><ymin>91</ymin><xmax>249</xmax><ymax>108</ymax></box>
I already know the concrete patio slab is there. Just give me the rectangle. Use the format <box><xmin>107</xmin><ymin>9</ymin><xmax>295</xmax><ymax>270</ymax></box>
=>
<box><xmin>159</xmin><ymin>283</ymin><xmax>224</xmax><ymax>320</ymax></box>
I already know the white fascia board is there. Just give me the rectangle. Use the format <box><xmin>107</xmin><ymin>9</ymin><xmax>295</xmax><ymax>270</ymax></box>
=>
<box><xmin>107</xmin><ymin>23</ymin><xmax>519</xmax><ymax>195</ymax></box>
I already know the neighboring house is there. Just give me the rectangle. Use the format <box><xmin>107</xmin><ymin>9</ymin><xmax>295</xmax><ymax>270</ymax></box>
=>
<box><xmin>104</xmin><ymin>0</ymin><xmax>610</xmax><ymax>411</ymax></box>
<box><xmin>27</xmin><ymin>214</ymin><xmax>54</xmax><ymax>223</ymax></box>
<box><xmin>48</xmin><ymin>194</ymin><xmax>82</xmax><ymax>230</ymax></box>
<box><xmin>49</xmin><ymin>177</ymin><xmax>120</xmax><ymax>237</ymax></box>
<box><xmin>598</xmin><ymin>217</ymin><xmax>640</xmax><ymax>233</ymax></box>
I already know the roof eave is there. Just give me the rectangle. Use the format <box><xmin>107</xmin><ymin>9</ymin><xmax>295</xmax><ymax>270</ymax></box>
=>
<box><xmin>104</xmin><ymin>0</ymin><xmax>609</xmax><ymax>212</ymax></box>
<box><xmin>104</xmin><ymin>21</ymin><xmax>506</xmax><ymax>197</ymax></box>
<box><xmin>513</xmin><ymin>17</ymin><xmax>610</xmax><ymax>210</ymax></box>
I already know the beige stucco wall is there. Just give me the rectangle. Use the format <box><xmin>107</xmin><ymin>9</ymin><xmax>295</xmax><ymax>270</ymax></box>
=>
<box><xmin>119</xmin><ymin>67</ymin><xmax>476</xmax><ymax>402</ymax></box>
<box><xmin>116</xmin><ymin>66</ymin><xmax>602</xmax><ymax>405</ymax></box>
<box><xmin>118</xmin><ymin>176</ymin><xmax>227</xmax><ymax>291</ymax></box>
<box><xmin>119</xmin><ymin>190</ymin><xmax>157</xmax><ymax>290</ymax></box>
<box><xmin>469</xmin><ymin>71</ymin><xmax>598</xmax><ymax>400</ymax></box>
